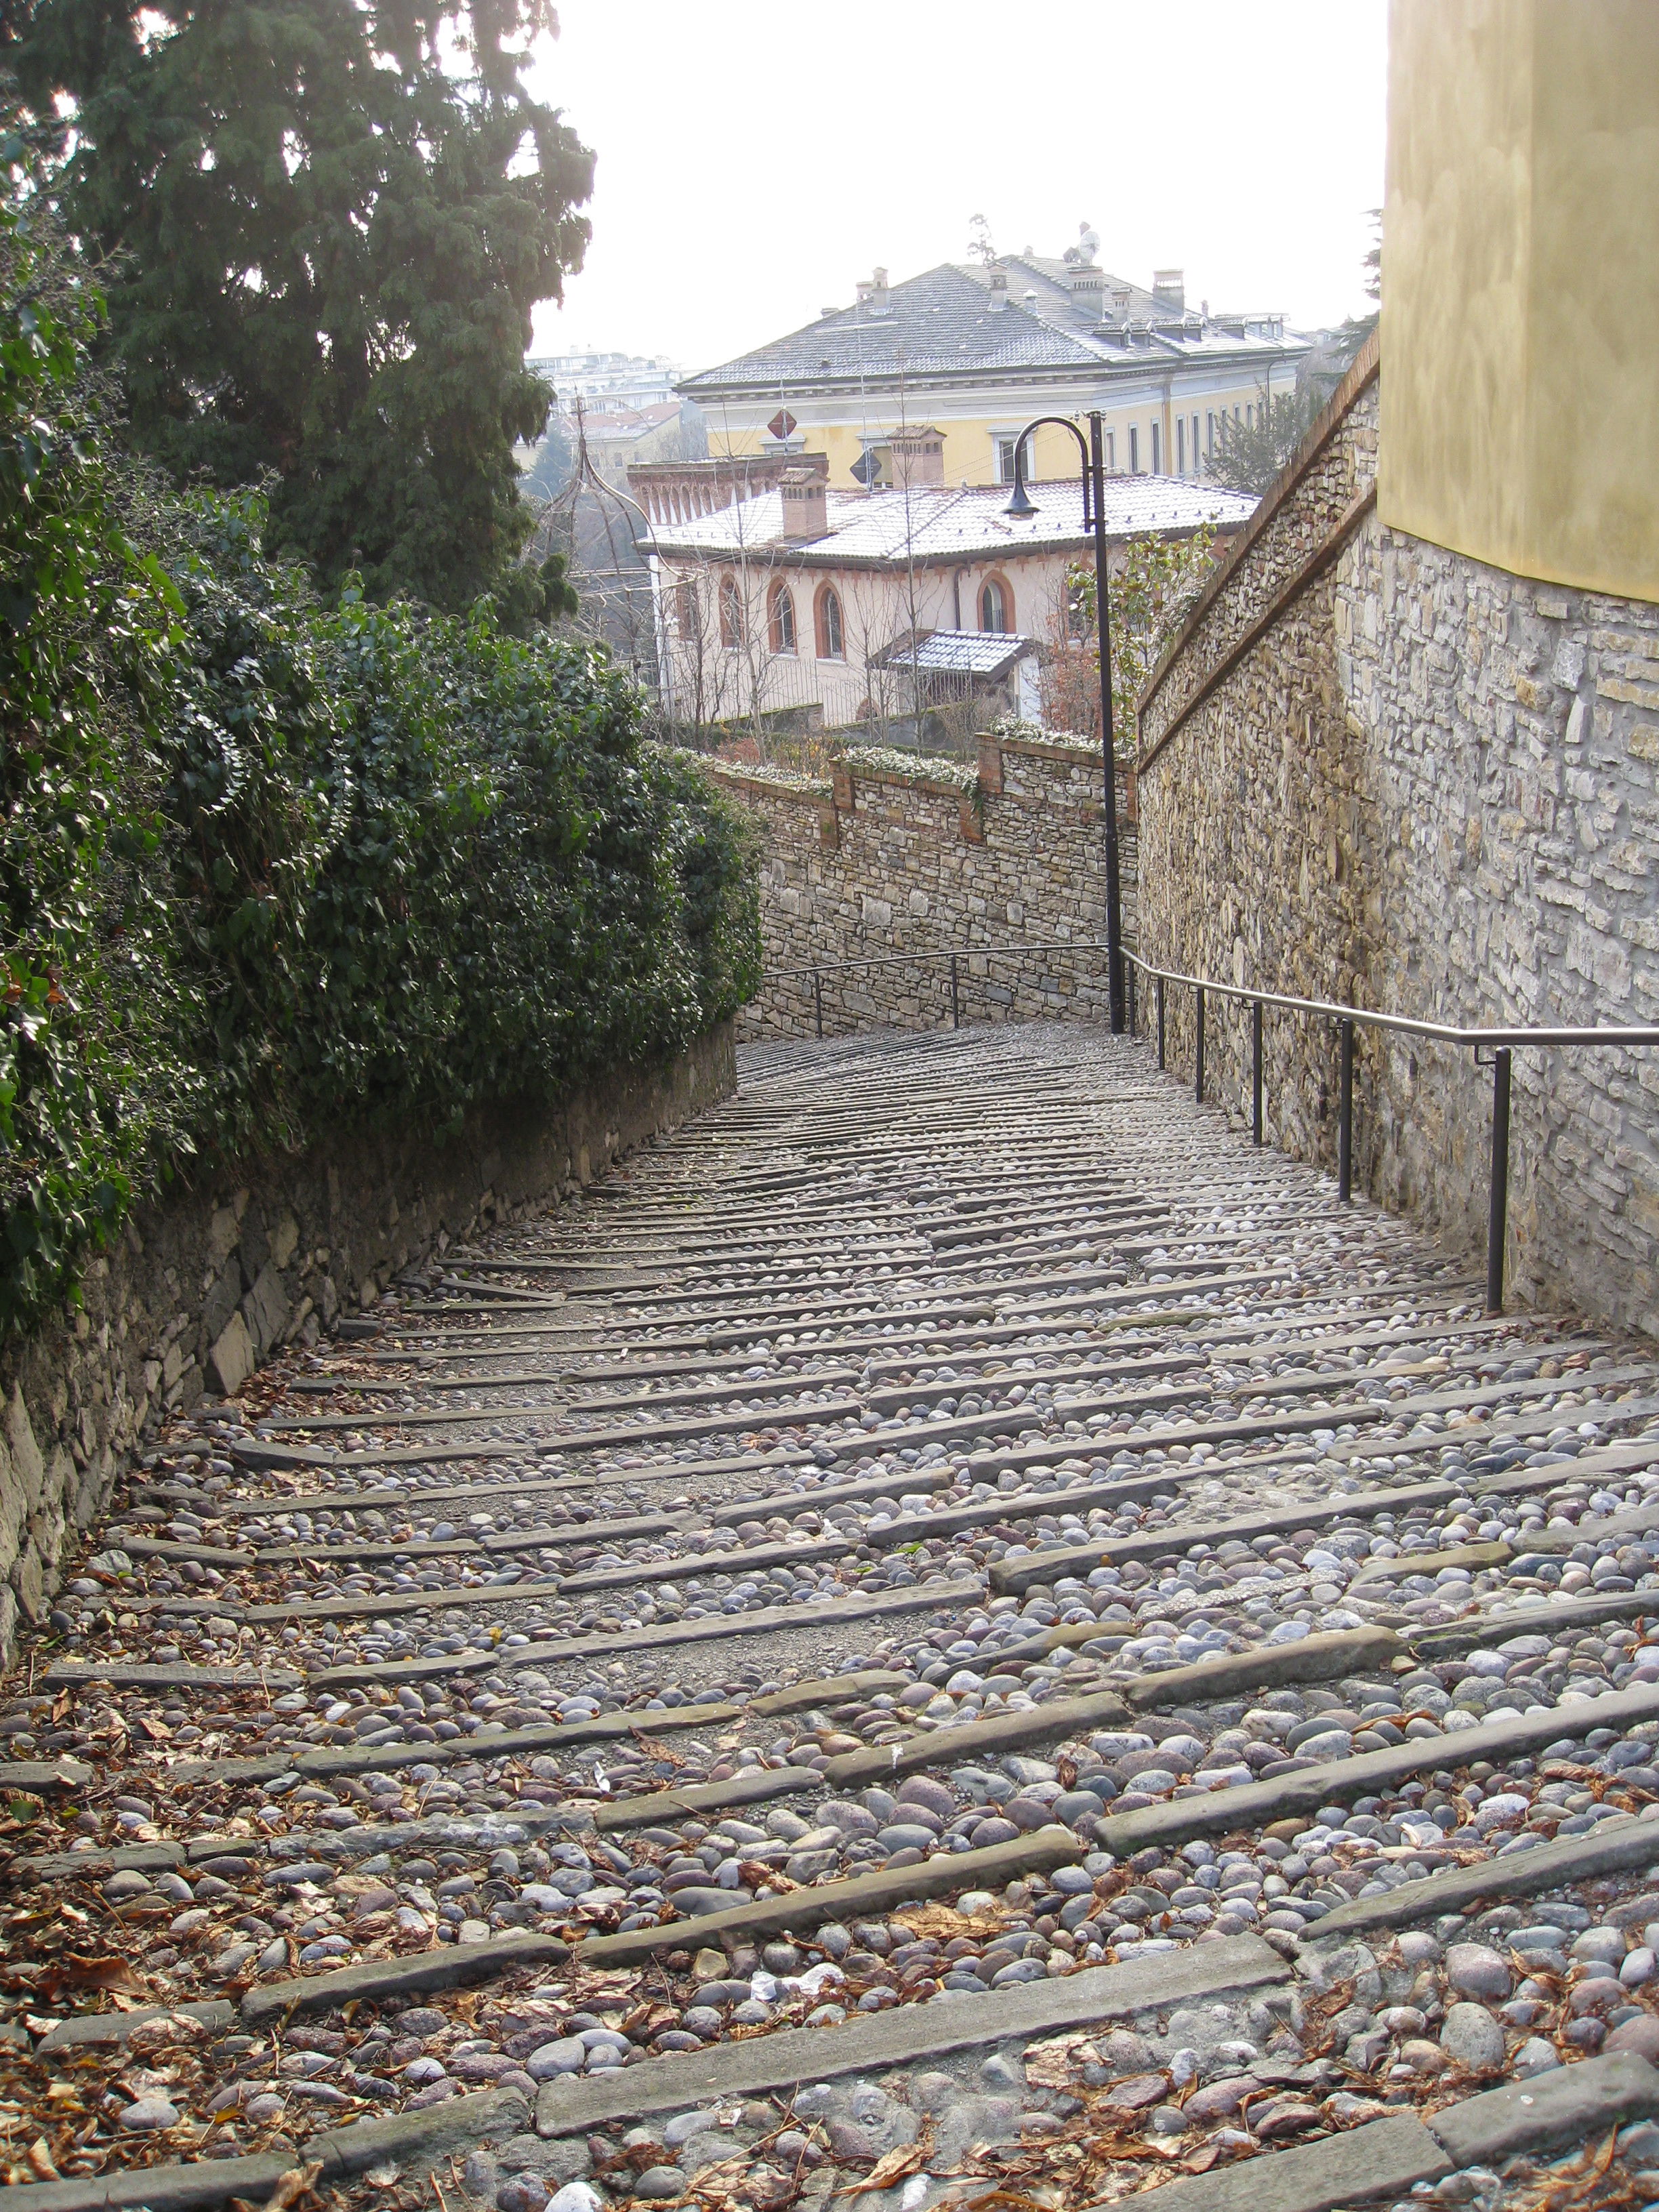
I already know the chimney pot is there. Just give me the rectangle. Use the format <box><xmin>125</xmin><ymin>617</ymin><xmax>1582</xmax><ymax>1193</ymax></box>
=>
<box><xmin>987</xmin><ymin>264</ymin><xmax>1008</xmax><ymax>311</ymax></box>
<box><xmin>888</xmin><ymin>425</ymin><xmax>945</xmax><ymax>490</ymax></box>
<box><xmin>778</xmin><ymin>466</ymin><xmax>828</xmax><ymax>541</ymax></box>
<box><xmin>1153</xmin><ymin>268</ymin><xmax>1185</xmax><ymax>311</ymax></box>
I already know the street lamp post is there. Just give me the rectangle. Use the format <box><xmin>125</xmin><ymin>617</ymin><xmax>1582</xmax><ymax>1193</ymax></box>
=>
<box><xmin>1005</xmin><ymin>411</ymin><xmax>1125</xmax><ymax>1033</ymax></box>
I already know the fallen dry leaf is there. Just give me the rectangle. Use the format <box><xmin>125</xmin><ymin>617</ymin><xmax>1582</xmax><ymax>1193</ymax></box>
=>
<box><xmin>846</xmin><ymin>2127</ymin><xmax>935</xmax><ymax>2196</ymax></box>
<box><xmin>26</xmin><ymin>2139</ymin><xmax>58</xmax><ymax>2182</ymax></box>
<box><xmin>265</xmin><ymin>2160</ymin><xmax>324</xmax><ymax>2212</ymax></box>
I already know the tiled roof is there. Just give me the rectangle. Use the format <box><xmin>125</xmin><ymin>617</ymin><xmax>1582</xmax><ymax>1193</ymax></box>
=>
<box><xmin>644</xmin><ymin>475</ymin><xmax>1257</xmax><ymax>567</ymax></box>
<box><xmin>679</xmin><ymin>261</ymin><xmax>1303</xmax><ymax>398</ymax></box>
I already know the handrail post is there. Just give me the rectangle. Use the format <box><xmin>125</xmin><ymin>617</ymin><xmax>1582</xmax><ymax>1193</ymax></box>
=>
<box><xmin>1338</xmin><ymin>1018</ymin><xmax>1354</xmax><ymax>1201</ymax></box>
<box><xmin>949</xmin><ymin>952</ymin><xmax>960</xmax><ymax>1031</ymax></box>
<box><xmin>1486</xmin><ymin>1046</ymin><xmax>1512</xmax><ymax>1314</ymax></box>
<box><xmin>1252</xmin><ymin>999</ymin><xmax>1263</xmax><ymax>1146</ymax></box>
<box><xmin>1126</xmin><ymin>961</ymin><xmax>1136</xmax><ymax>1038</ymax></box>
<box><xmin>813</xmin><ymin>969</ymin><xmax>823</xmax><ymax>1041</ymax></box>
<box><xmin>1156</xmin><ymin>977</ymin><xmax>1166</xmax><ymax>1070</ymax></box>
<box><xmin>1195</xmin><ymin>986</ymin><xmax>1206</xmax><ymax>1105</ymax></box>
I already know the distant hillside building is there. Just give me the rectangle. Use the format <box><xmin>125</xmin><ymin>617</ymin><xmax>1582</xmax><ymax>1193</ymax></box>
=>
<box><xmin>674</xmin><ymin>228</ymin><xmax>1307</xmax><ymax>493</ymax></box>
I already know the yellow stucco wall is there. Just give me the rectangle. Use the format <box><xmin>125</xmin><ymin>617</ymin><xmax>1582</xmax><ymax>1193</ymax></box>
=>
<box><xmin>1380</xmin><ymin>0</ymin><xmax>1659</xmax><ymax>602</ymax></box>
<box><xmin>701</xmin><ymin>397</ymin><xmax>1269</xmax><ymax>489</ymax></box>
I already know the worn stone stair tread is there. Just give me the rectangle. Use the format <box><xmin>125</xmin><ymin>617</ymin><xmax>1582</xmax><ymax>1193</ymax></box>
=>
<box><xmin>594</xmin><ymin>1763</ymin><xmax>828</xmax><ymax>1830</ymax></box>
<box><xmin>148</xmin><ymin>1442</ymin><xmax>817</xmax><ymax>1515</ymax></box>
<box><xmin>310</xmin><ymin>1574</ymin><xmax>985</xmax><ymax>1688</ymax></box>
<box><xmin>1429</xmin><ymin>2048</ymin><xmax>1659</xmax><ymax>2171</ymax></box>
<box><xmin>576</xmin><ymin>1821</ymin><xmax>1088</xmax><ymax>1965</ymax></box>
<box><xmin>1112</xmin><ymin>2109</ymin><xmax>1448</xmax><ymax>2212</ymax></box>
<box><xmin>1309</xmin><ymin>1805</ymin><xmax>1659</xmax><ymax>1942</ymax></box>
<box><xmin>1414</xmin><ymin>1585</ymin><xmax>1659</xmax><ymax>1653</ymax></box>
<box><xmin>1351</xmin><ymin>1538</ymin><xmax>1513</xmax><ymax>1583</ymax></box>
<box><xmin>0</xmin><ymin>2087</ymin><xmax>531</xmax><ymax>2212</ymax></box>
<box><xmin>559</xmin><ymin>1530</ymin><xmax>852</xmax><ymax>1595</ymax></box>
<box><xmin>987</xmin><ymin>1448</ymin><xmax>1659</xmax><ymax>1596</ymax></box>
<box><xmin>173</xmin><ymin>1668</ymin><xmax>912</xmax><ymax>1788</ymax></box>
<box><xmin>970</xmin><ymin>1382</ymin><xmax>1659</xmax><ymax>1486</ymax></box>
<box><xmin>0</xmin><ymin>1757</ymin><xmax>96</xmax><ymax>1791</ymax></box>
<box><xmin>1121</xmin><ymin>1626</ymin><xmax>1406</xmax><ymax>1708</ymax></box>
<box><xmin>37</xmin><ymin>2000</ymin><xmax>236</xmax><ymax>2053</ymax></box>
<box><xmin>255</xmin><ymin>1392</ymin><xmax>867</xmax><ymax>1453</ymax></box>
<box><xmin>533</xmin><ymin>1936</ymin><xmax>1288</xmax><ymax>2136</ymax></box>
<box><xmin>11</xmin><ymin>1841</ymin><xmax>187</xmax><ymax>1882</ymax></box>
<box><xmin>1088</xmin><ymin>1678</ymin><xmax>1659</xmax><ymax>1860</ymax></box>
<box><xmin>819</xmin><ymin>1684</ymin><xmax>1130</xmax><ymax>1787</ymax></box>
<box><xmin>39</xmin><ymin>1660</ymin><xmax>304</xmax><ymax>1692</ymax></box>
<box><xmin>265</xmin><ymin>1363</ymin><xmax>863</xmax><ymax>1431</ymax></box>
<box><xmin>240</xmin><ymin>1929</ymin><xmax>569</xmax><ymax>2024</ymax></box>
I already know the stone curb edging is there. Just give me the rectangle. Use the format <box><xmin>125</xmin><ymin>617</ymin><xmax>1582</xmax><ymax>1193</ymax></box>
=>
<box><xmin>575</xmin><ymin>1822</ymin><xmax>1086</xmax><ymax>1967</ymax></box>
<box><xmin>1117</xmin><ymin>2051</ymin><xmax>1659</xmax><ymax>2212</ymax></box>
<box><xmin>239</xmin><ymin>1930</ymin><xmax>568</xmax><ymax>2026</ymax></box>
<box><xmin>534</xmin><ymin>1936</ymin><xmax>1288</xmax><ymax>2135</ymax></box>
<box><xmin>0</xmin><ymin>2087</ymin><xmax>531</xmax><ymax>2212</ymax></box>
<box><xmin>1307</xmin><ymin>1807</ymin><xmax>1659</xmax><ymax>1943</ymax></box>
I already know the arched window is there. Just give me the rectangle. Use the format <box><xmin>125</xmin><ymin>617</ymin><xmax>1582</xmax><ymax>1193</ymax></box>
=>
<box><xmin>718</xmin><ymin>573</ymin><xmax>741</xmax><ymax>649</ymax></box>
<box><xmin>815</xmin><ymin>583</ymin><xmax>844</xmax><ymax>660</ymax></box>
<box><xmin>979</xmin><ymin>574</ymin><xmax>1012</xmax><ymax>633</ymax></box>
<box><xmin>768</xmin><ymin>580</ymin><xmax>797</xmax><ymax>655</ymax></box>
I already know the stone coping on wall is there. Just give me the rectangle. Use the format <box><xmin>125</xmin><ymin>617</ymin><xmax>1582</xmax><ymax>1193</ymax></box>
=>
<box><xmin>1137</xmin><ymin>328</ymin><xmax>1381</xmax><ymax>740</ymax></box>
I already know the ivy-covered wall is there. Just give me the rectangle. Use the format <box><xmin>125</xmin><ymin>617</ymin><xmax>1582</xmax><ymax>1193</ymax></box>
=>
<box><xmin>0</xmin><ymin>1026</ymin><xmax>731</xmax><ymax>1655</ymax></box>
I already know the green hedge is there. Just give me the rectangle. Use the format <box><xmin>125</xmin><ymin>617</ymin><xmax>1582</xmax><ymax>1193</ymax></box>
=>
<box><xmin>0</xmin><ymin>197</ymin><xmax>758</xmax><ymax>1336</ymax></box>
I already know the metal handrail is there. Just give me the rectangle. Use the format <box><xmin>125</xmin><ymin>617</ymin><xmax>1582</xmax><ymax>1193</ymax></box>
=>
<box><xmin>750</xmin><ymin>933</ymin><xmax>1659</xmax><ymax>1320</ymax></box>
<box><xmin>1126</xmin><ymin>949</ymin><xmax>1659</xmax><ymax>1318</ymax></box>
<box><xmin>1124</xmin><ymin>951</ymin><xmax>1659</xmax><ymax>1052</ymax></box>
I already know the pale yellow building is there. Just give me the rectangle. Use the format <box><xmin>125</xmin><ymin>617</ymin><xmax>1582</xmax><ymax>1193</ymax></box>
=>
<box><xmin>1380</xmin><ymin>0</ymin><xmax>1659</xmax><ymax>602</ymax></box>
<box><xmin>676</xmin><ymin>234</ymin><xmax>1306</xmax><ymax>493</ymax></box>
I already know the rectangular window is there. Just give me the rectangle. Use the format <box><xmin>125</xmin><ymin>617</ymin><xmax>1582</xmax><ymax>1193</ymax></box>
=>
<box><xmin>1206</xmin><ymin>410</ymin><xmax>1215</xmax><ymax>459</ymax></box>
<box><xmin>1151</xmin><ymin>421</ymin><xmax>1162</xmax><ymax>473</ymax></box>
<box><xmin>1128</xmin><ymin>425</ymin><xmax>1139</xmax><ymax>473</ymax></box>
<box><xmin>996</xmin><ymin>436</ymin><xmax>1022</xmax><ymax>483</ymax></box>
<box><xmin>1176</xmin><ymin>417</ymin><xmax>1185</xmax><ymax>474</ymax></box>
<box><xmin>1192</xmin><ymin>415</ymin><xmax>1200</xmax><ymax>474</ymax></box>
<box><xmin>1105</xmin><ymin>430</ymin><xmax>1115</xmax><ymax>470</ymax></box>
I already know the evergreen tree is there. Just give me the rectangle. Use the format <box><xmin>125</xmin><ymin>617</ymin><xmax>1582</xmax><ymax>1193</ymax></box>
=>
<box><xmin>8</xmin><ymin>0</ymin><xmax>593</xmax><ymax>612</ymax></box>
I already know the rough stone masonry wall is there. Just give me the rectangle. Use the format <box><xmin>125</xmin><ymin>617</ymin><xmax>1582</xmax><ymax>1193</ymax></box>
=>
<box><xmin>0</xmin><ymin>1028</ymin><xmax>733</xmax><ymax>1658</ymax></box>
<box><xmin>1137</xmin><ymin>329</ymin><xmax>1659</xmax><ymax>1338</ymax></box>
<box><xmin>709</xmin><ymin>735</ymin><xmax>1136</xmax><ymax>1037</ymax></box>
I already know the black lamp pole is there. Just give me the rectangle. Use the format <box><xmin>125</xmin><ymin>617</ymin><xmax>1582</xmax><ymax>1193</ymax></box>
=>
<box><xmin>1005</xmin><ymin>411</ymin><xmax>1125</xmax><ymax>1032</ymax></box>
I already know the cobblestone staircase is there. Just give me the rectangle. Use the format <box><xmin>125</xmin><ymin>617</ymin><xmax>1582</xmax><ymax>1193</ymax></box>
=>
<box><xmin>9</xmin><ymin>1024</ymin><xmax>1659</xmax><ymax>2212</ymax></box>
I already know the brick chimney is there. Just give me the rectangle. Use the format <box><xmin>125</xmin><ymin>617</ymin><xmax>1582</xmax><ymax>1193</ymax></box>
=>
<box><xmin>987</xmin><ymin>264</ymin><xmax>1008</xmax><ymax>312</ymax></box>
<box><xmin>888</xmin><ymin>426</ymin><xmax>944</xmax><ymax>489</ymax></box>
<box><xmin>1153</xmin><ymin>268</ymin><xmax>1185</xmax><ymax>311</ymax></box>
<box><xmin>779</xmin><ymin>467</ymin><xmax>827</xmax><ymax>541</ymax></box>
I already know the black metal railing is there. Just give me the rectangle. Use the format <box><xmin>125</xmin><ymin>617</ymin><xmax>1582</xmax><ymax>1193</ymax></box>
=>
<box><xmin>769</xmin><ymin>943</ymin><xmax>1118</xmax><ymax>1044</ymax></box>
<box><xmin>1128</xmin><ymin>949</ymin><xmax>1659</xmax><ymax>1317</ymax></box>
<box><xmin>753</xmin><ymin>937</ymin><xmax>1659</xmax><ymax>1319</ymax></box>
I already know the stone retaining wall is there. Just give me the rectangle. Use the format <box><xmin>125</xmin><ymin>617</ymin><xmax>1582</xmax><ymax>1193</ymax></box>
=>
<box><xmin>708</xmin><ymin>735</ymin><xmax>1135</xmax><ymax>1036</ymax></box>
<box><xmin>0</xmin><ymin>1027</ymin><xmax>735</xmax><ymax>1657</ymax></box>
<box><xmin>1137</xmin><ymin>328</ymin><xmax>1659</xmax><ymax>1336</ymax></box>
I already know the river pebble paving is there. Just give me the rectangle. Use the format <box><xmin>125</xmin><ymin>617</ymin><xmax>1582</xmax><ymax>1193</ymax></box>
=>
<box><xmin>6</xmin><ymin>1027</ymin><xmax>1659</xmax><ymax>2212</ymax></box>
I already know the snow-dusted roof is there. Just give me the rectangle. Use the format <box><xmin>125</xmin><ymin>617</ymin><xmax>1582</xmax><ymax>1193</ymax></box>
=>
<box><xmin>869</xmin><ymin>630</ymin><xmax>1033</xmax><ymax>676</ymax></box>
<box><xmin>679</xmin><ymin>258</ymin><xmax>1305</xmax><ymax>400</ymax></box>
<box><xmin>644</xmin><ymin>475</ymin><xmax>1256</xmax><ymax>568</ymax></box>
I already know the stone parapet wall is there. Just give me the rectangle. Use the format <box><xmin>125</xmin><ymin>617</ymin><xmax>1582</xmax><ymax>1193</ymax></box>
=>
<box><xmin>708</xmin><ymin>735</ymin><xmax>1135</xmax><ymax>1037</ymax></box>
<box><xmin>1137</xmin><ymin>333</ymin><xmax>1659</xmax><ymax>1338</ymax></box>
<box><xmin>0</xmin><ymin>1027</ymin><xmax>735</xmax><ymax>1658</ymax></box>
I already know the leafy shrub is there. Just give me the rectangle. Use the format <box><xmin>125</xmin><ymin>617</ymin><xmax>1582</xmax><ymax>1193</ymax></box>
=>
<box><xmin>0</xmin><ymin>205</ymin><xmax>758</xmax><ymax>1337</ymax></box>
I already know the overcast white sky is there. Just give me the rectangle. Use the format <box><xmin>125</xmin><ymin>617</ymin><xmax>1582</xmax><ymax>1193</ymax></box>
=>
<box><xmin>525</xmin><ymin>0</ymin><xmax>1388</xmax><ymax>375</ymax></box>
